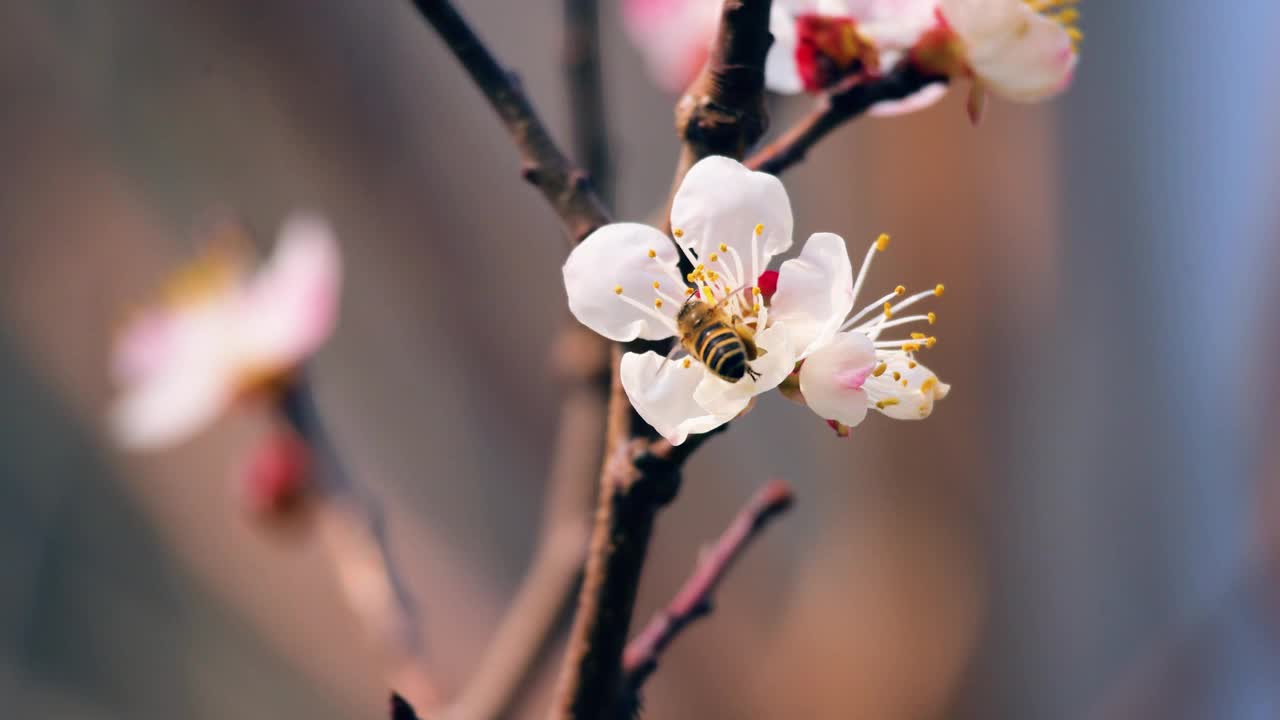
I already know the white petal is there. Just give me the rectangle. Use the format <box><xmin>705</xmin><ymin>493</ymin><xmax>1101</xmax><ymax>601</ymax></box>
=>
<box><xmin>238</xmin><ymin>213</ymin><xmax>343</xmax><ymax>370</ymax></box>
<box><xmin>670</xmin><ymin>156</ymin><xmax>794</xmax><ymax>273</ymax></box>
<box><xmin>797</xmin><ymin>330</ymin><xmax>876</xmax><ymax>427</ymax></box>
<box><xmin>940</xmin><ymin>0</ymin><xmax>1077</xmax><ymax>101</ymax></box>
<box><xmin>693</xmin><ymin>324</ymin><xmax>796</xmax><ymax>415</ymax></box>
<box><xmin>564</xmin><ymin>223</ymin><xmax>682</xmax><ymax>342</ymax></box>
<box><xmin>112</xmin><ymin>308</ymin><xmax>185</xmax><ymax>385</ymax></box>
<box><xmin>112</xmin><ymin>364</ymin><xmax>233</xmax><ymax>450</ymax></box>
<box><xmin>765</xmin><ymin>6</ymin><xmax>805</xmax><ymax>95</ymax></box>
<box><xmin>868</xmin><ymin>81</ymin><xmax>950</xmax><ymax>116</ymax></box>
<box><xmin>110</xmin><ymin>306</ymin><xmax>239</xmax><ymax>449</ymax></box>
<box><xmin>768</xmin><ymin>233</ymin><xmax>855</xmax><ymax>359</ymax></box>
<box><xmin>620</xmin><ymin>350</ymin><xmax>736</xmax><ymax>445</ymax></box>
<box><xmin>849</xmin><ymin>0</ymin><xmax>941</xmax><ymax>48</ymax></box>
<box><xmin>863</xmin><ymin>352</ymin><xmax>950</xmax><ymax>420</ymax></box>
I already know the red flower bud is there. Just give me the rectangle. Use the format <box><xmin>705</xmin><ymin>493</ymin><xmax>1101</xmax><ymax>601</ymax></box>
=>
<box><xmin>826</xmin><ymin>419</ymin><xmax>852</xmax><ymax>438</ymax></box>
<box><xmin>241</xmin><ymin>429</ymin><xmax>311</xmax><ymax>516</ymax></box>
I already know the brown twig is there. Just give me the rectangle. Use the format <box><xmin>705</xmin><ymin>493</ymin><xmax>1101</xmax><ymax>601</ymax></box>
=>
<box><xmin>619</xmin><ymin>479</ymin><xmax>795</xmax><ymax>704</ymax></box>
<box><xmin>279</xmin><ymin>377</ymin><xmax>437</xmax><ymax>708</ymax></box>
<box><xmin>746</xmin><ymin>63</ymin><xmax>947</xmax><ymax>175</ymax></box>
<box><xmin>413</xmin><ymin>1</ymin><xmax>775</xmax><ymax>716</ymax></box>
<box><xmin>409</xmin><ymin>0</ymin><xmax>612</xmax><ymax>244</ymax></box>
<box><xmin>547</xmin><ymin>3</ymin><xmax>776</xmax><ymax>718</ymax></box>
<box><xmin>564</xmin><ymin>0</ymin><xmax>613</xmax><ymax>206</ymax></box>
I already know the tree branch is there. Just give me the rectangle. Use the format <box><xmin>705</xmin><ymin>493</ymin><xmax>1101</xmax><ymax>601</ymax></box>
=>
<box><xmin>548</xmin><ymin>3</ymin><xmax>776</xmax><ymax>717</ymax></box>
<box><xmin>618</xmin><ymin>479</ymin><xmax>794</xmax><ymax>709</ymax></box>
<box><xmin>746</xmin><ymin>63</ymin><xmax>947</xmax><ymax>175</ymax></box>
<box><xmin>676</xmin><ymin>0</ymin><xmax>775</xmax><ymax>162</ymax></box>
<box><xmin>412</xmin><ymin>2</ymin><xmax>777</xmax><ymax>717</ymax></box>
<box><xmin>409</xmin><ymin>0</ymin><xmax>612</xmax><ymax>244</ymax></box>
<box><xmin>442</xmin><ymin>1</ymin><xmax>615</xmax><ymax>714</ymax></box>
<box><xmin>564</xmin><ymin>0</ymin><xmax>613</xmax><ymax>206</ymax></box>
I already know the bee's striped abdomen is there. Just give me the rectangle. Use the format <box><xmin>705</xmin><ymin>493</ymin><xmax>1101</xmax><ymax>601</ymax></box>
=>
<box><xmin>694</xmin><ymin>324</ymin><xmax>747</xmax><ymax>382</ymax></box>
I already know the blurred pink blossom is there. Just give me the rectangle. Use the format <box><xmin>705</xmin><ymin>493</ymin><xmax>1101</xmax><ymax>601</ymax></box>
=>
<box><xmin>110</xmin><ymin>213</ymin><xmax>341</xmax><ymax>449</ymax></box>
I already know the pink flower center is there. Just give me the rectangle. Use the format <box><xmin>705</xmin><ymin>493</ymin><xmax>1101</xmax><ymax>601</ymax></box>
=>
<box><xmin>834</xmin><ymin>364</ymin><xmax>874</xmax><ymax>391</ymax></box>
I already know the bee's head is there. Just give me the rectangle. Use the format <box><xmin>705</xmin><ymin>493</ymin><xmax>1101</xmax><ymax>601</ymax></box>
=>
<box><xmin>676</xmin><ymin>298</ymin><xmax>713</xmax><ymax>326</ymax></box>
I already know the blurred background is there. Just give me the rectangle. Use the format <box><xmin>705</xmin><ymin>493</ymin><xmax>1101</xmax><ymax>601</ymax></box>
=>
<box><xmin>2</xmin><ymin>0</ymin><xmax>1280</xmax><ymax>718</ymax></box>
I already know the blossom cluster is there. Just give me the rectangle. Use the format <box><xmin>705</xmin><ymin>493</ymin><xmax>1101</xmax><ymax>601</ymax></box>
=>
<box><xmin>564</xmin><ymin>156</ymin><xmax>948</xmax><ymax>444</ymax></box>
<box><xmin>626</xmin><ymin>0</ymin><xmax>1080</xmax><ymax>118</ymax></box>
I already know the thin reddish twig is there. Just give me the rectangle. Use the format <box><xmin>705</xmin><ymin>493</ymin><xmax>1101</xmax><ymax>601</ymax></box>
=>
<box><xmin>620</xmin><ymin>480</ymin><xmax>795</xmax><ymax>695</ymax></box>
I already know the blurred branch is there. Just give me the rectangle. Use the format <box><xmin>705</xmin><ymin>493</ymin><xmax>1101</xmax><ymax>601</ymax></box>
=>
<box><xmin>279</xmin><ymin>378</ymin><xmax>436</xmax><ymax>708</ymax></box>
<box><xmin>549</xmin><ymin>4</ymin><xmax>777</xmax><ymax>717</ymax></box>
<box><xmin>565</xmin><ymin>0</ymin><xmax>613</xmax><ymax>205</ymax></box>
<box><xmin>617</xmin><ymin>479</ymin><xmax>795</xmax><ymax>710</ymax></box>
<box><xmin>445</xmin><ymin>327</ymin><xmax>609</xmax><ymax>719</ymax></box>
<box><xmin>409</xmin><ymin>0</ymin><xmax>611</xmax><ymax>244</ymax></box>
<box><xmin>746</xmin><ymin>63</ymin><xmax>947</xmax><ymax>175</ymax></box>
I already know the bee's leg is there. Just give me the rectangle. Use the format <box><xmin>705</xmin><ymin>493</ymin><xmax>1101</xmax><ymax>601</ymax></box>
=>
<box><xmin>653</xmin><ymin>339</ymin><xmax>687</xmax><ymax>377</ymax></box>
<box><xmin>745</xmin><ymin>366</ymin><xmax>762</xmax><ymax>381</ymax></box>
<box><xmin>731</xmin><ymin>316</ymin><xmax>764</xmax><ymax>360</ymax></box>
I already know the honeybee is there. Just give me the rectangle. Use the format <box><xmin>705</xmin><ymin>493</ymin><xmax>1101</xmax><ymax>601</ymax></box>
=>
<box><xmin>674</xmin><ymin>299</ymin><xmax>761</xmax><ymax>383</ymax></box>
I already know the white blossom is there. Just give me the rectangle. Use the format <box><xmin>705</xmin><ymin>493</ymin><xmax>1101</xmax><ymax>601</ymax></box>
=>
<box><xmin>773</xmin><ymin>233</ymin><xmax>950</xmax><ymax>429</ymax></box>
<box><xmin>564</xmin><ymin>157</ymin><xmax>857</xmax><ymax>445</ymax></box>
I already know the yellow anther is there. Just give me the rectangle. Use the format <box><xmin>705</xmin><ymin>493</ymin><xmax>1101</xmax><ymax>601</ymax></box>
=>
<box><xmin>876</xmin><ymin>398</ymin><xmax>900</xmax><ymax>409</ymax></box>
<box><xmin>925</xmin><ymin>336</ymin><xmax>937</xmax><ymax>348</ymax></box>
<box><xmin>707</xmin><ymin>271</ymin><xmax>720</xmax><ymax>281</ymax></box>
<box><xmin>883</xmin><ymin>302</ymin><xmax>893</xmax><ymax>319</ymax></box>
<box><xmin>708</xmin><ymin>253</ymin><xmax>719</xmax><ymax>262</ymax></box>
<box><xmin>1056</xmin><ymin>8</ymin><xmax>1079</xmax><ymax>23</ymax></box>
<box><xmin>934</xmin><ymin>284</ymin><xmax>945</xmax><ymax>296</ymax></box>
<box><xmin>718</xmin><ymin>243</ymin><xmax>728</xmax><ymax>252</ymax></box>
<box><xmin>673</xmin><ymin>228</ymin><xmax>685</xmax><ymax>238</ymax></box>
<box><xmin>903</xmin><ymin>343</ymin><xmax>921</xmax><ymax>352</ymax></box>
<box><xmin>927</xmin><ymin>312</ymin><xmax>937</xmax><ymax>325</ymax></box>
<box><xmin>1067</xmin><ymin>27</ymin><xmax>1083</xmax><ymax>43</ymax></box>
<box><xmin>908</xmin><ymin>361</ymin><xmax>918</xmax><ymax>369</ymax></box>
<box><xmin>872</xmin><ymin>362</ymin><xmax>887</xmax><ymax>377</ymax></box>
<box><xmin>910</xmin><ymin>332</ymin><xmax>926</xmax><ymax>340</ymax></box>
<box><xmin>752</xmin><ymin>287</ymin><xmax>762</xmax><ymax>296</ymax></box>
<box><xmin>754</xmin><ymin>223</ymin><xmax>764</xmax><ymax>236</ymax></box>
<box><xmin>614</xmin><ymin>285</ymin><xmax>623</xmax><ymax>295</ymax></box>
<box><xmin>652</xmin><ymin>281</ymin><xmax>661</xmax><ymax>289</ymax></box>
<box><xmin>684</xmin><ymin>287</ymin><xmax>695</xmax><ymax>296</ymax></box>
<box><xmin>875</xmin><ymin>233</ymin><xmax>890</xmax><ymax>251</ymax></box>
<box><xmin>901</xmin><ymin>379</ymin><xmax>909</xmax><ymax>387</ymax></box>
<box><xmin>682</xmin><ymin>358</ymin><xmax>692</xmax><ymax>368</ymax></box>
<box><xmin>894</xmin><ymin>285</ymin><xmax>906</xmax><ymax>295</ymax></box>
<box><xmin>647</xmin><ymin>248</ymin><xmax>657</xmax><ymax>258</ymax></box>
<box><xmin>920</xmin><ymin>377</ymin><xmax>938</xmax><ymax>393</ymax></box>
<box><xmin>892</xmin><ymin>371</ymin><xmax>901</xmax><ymax>381</ymax></box>
<box><xmin>654</xmin><ymin>299</ymin><xmax>664</xmax><ymax>309</ymax></box>
<box><xmin>753</xmin><ymin>303</ymin><xmax>761</xmax><ymax>313</ymax></box>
